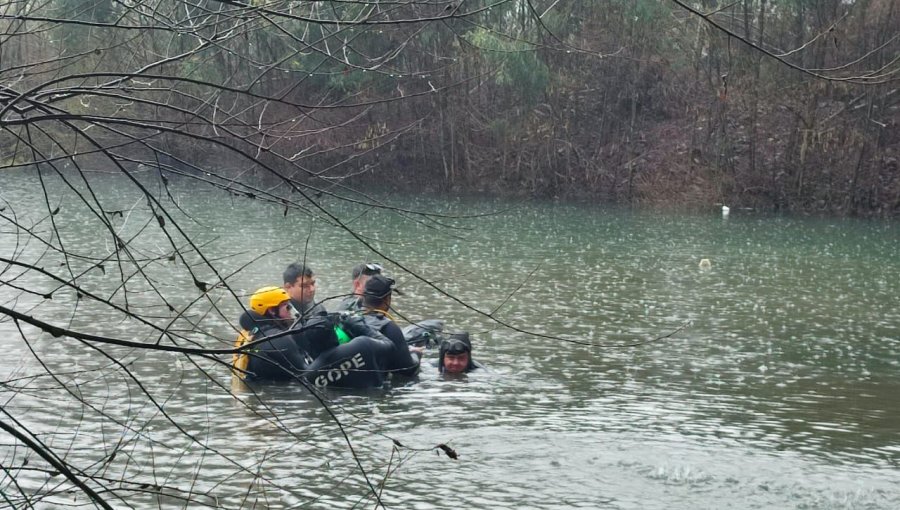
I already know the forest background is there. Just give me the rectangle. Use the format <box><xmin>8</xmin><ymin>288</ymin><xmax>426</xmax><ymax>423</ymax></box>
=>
<box><xmin>1</xmin><ymin>0</ymin><xmax>898</xmax><ymax>216</ymax></box>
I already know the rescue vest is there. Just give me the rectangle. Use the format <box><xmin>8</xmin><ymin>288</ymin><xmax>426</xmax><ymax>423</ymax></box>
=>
<box><xmin>231</xmin><ymin>327</ymin><xmax>257</xmax><ymax>379</ymax></box>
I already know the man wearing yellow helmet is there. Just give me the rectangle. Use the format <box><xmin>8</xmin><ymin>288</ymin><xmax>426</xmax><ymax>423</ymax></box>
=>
<box><xmin>236</xmin><ymin>285</ymin><xmax>395</xmax><ymax>387</ymax></box>
<box><xmin>249</xmin><ymin>286</ymin><xmax>295</xmax><ymax>321</ymax></box>
<box><xmin>233</xmin><ymin>286</ymin><xmax>311</xmax><ymax>380</ymax></box>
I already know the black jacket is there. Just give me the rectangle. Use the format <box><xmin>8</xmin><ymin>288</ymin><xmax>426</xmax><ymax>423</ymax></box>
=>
<box><xmin>305</xmin><ymin>335</ymin><xmax>395</xmax><ymax>389</ymax></box>
<box><xmin>291</xmin><ymin>299</ymin><xmax>327</xmax><ymax>320</ymax></box>
<box><xmin>237</xmin><ymin>310</ymin><xmax>309</xmax><ymax>381</ymax></box>
<box><xmin>303</xmin><ymin>313</ymin><xmax>396</xmax><ymax>389</ymax></box>
<box><xmin>363</xmin><ymin>312</ymin><xmax>421</xmax><ymax>377</ymax></box>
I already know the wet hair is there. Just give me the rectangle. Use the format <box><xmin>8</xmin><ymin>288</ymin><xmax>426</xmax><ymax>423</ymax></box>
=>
<box><xmin>283</xmin><ymin>262</ymin><xmax>314</xmax><ymax>284</ymax></box>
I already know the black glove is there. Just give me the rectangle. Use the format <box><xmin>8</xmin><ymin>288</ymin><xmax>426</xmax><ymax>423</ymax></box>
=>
<box><xmin>297</xmin><ymin>315</ymin><xmax>338</xmax><ymax>359</ymax></box>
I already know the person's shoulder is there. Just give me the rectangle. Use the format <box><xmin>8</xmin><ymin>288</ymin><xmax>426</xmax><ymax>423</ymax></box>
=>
<box><xmin>362</xmin><ymin>312</ymin><xmax>391</xmax><ymax>328</ymax></box>
<box><xmin>468</xmin><ymin>360</ymin><xmax>488</xmax><ymax>372</ymax></box>
<box><xmin>335</xmin><ymin>296</ymin><xmax>362</xmax><ymax>311</ymax></box>
<box><xmin>248</xmin><ymin>315</ymin><xmax>284</xmax><ymax>335</ymax></box>
<box><xmin>381</xmin><ymin>319</ymin><xmax>405</xmax><ymax>340</ymax></box>
<box><xmin>382</xmin><ymin>318</ymin><xmax>402</xmax><ymax>331</ymax></box>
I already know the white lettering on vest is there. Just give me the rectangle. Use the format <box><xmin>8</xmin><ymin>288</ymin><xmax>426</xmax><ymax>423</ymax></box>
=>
<box><xmin>314</xmin><ymin>353</ymin><xmax>367</xmax><ymax>387</ymax></box>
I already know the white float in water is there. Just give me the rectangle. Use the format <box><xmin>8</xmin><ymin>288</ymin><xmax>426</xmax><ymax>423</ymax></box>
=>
<box><xmin>699</xmin><ymin>258</ymin><xmax>711</xmax><ymax>269</ymax></box>
<box><xmin>721</xmin><ymin>205</ymin><xmax>730</xmax><ymax>217</ymax></box>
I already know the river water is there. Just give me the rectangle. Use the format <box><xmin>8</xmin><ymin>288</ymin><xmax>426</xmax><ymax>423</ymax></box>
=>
<box><xmin>1</xmin><ymin>169</ymin><xmax>898</xmax><ymax>509</ymax></box>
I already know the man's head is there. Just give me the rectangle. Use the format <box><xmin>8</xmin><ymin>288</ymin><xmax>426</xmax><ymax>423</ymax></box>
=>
<box><xmin>249</xmin><ymin>286</ymin><xmax>293</xmax><ymax>320</ymax></box>
<box><xmin>351</xmin><ymin>262</ymin><xmax>382</xmax><ymax>296</ymax></box>
<box><xmin>439</xmin><ymin>332</ymin><xmax>473</xmax><ymax>374</ymax></box>
<box><xmin>283</xmin><ymin>263</ymin><xmax>316</xmax><ymax>308</ymax></box>
<box><xmin>361</xmin><ymin>274</ymin><xmax>395</xmax><ymax>310</ymax></box>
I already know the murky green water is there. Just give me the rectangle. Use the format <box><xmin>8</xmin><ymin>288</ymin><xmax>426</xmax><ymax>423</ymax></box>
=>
<box><xmin>1</xmin><ymin>169</ymin><xmax>898</xmax><ymax>509</ymax></box>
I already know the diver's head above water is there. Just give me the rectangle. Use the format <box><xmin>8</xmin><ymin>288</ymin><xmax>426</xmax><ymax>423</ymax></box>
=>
<box><xmin>439</xmin><ymin>332</ymin><xmax>476</xmax><ymax>374</ymax></box>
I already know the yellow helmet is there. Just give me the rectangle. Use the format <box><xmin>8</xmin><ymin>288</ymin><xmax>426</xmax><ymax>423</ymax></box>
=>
<box><xmin>249</xmin><ymin>286</ymin><xmax>289</xmax><ymax>314</ymax></box>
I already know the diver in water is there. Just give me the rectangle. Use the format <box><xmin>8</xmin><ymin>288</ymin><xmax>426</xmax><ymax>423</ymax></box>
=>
<box><xmin>304</xmin><ymin>282</ymin><xmax>412</xmax><ymax>389</ymax></box>
<box><xmin>303</xmin><ymin>328</ymin><xmax>395</xmax><ymax>389</ymax></box>
<box><xmin>362</xmin><ymin>274</ymin><xmax>423</xmax><ymax>378</ymax></box>
<box><xmin>335</xmin><ymin>262</ymin><xmax>383</xmax><ymax>312</ymax></box>
<box><xmin>233</xmin><ymin>284</ymin><xmax>408</xmax><ymax>388</ymax></box>
<box><xmin>436</xmin><ymin>332</ymin><xmax>484</xmax><ymax>374</ymax></box>
<box><xmin>233</xmin><ymin>286</ymin><xmax>311</xmax><ymax>381</ymax></box>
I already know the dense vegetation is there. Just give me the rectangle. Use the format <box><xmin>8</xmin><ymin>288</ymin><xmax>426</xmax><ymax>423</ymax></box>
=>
<box><xmin>1</xmin><ymin>0</ymin><xmax>898</xmax><ymax>215</ymax></box>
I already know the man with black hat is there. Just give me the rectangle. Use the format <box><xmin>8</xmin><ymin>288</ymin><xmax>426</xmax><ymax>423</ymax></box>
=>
<box><xmin>437</xmin><ymin>331</ymin><xmax>484</xmax><ymax>374</ymax></box>
<box><xmin>335</xmin><ymin>262</ymin><xmax>383</xmax><ymax>312</ymax></box>
<box><xmin>362</xmin><ymin>274</ymin><xmax>422</xmax><ymax>377</ymax></box>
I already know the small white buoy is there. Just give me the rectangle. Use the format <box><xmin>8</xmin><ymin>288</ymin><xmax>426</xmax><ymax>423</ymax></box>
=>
<box><xmin>721</xmin><ymin>205</ymin><xmax>730</xmax><ymax>217</ymax></box>
<box><xmin>699</xmin><ymin>258</ymin><xmax>711</xmax><ymax>269</ymax></box>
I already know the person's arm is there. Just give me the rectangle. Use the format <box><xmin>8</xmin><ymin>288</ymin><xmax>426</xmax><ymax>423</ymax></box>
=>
<box><xmin>381</xmin><ymin>321</ymin><xmax>420</xmax><ymax>377</ymax></box>
<box><xmin>249</xmin><ymin>326</ymin><xmax>309</xmax><ymax>379</ymax></box>
<box><xmin>340</xmin><ymin>314</ymin><xmax>390</xmax><ymax>343</ymax></box>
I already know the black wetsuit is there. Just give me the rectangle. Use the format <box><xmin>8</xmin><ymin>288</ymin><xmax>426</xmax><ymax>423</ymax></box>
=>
<box><xmin>237</xmin><ymin>310</ymin><xmax>309</xmax><ymax>381</ymax></box>
<box><xmin>305</xmin><ymin>336</ymin><xmax>395</xmax><ymax>389</ymax></box>
<box><xmin>364</xmin><ymin>312</ymin><xmax>421</xmax><ymax>377</ymax></box>
<box><xmin>304</xmin><ymin>314</ymin><xmax>394</xmax><ymax>389</ymax></box>
<box><xmin>291</xmin><ymin>299</ymin><xmax>327</xmax><ymax>321</ymax></box>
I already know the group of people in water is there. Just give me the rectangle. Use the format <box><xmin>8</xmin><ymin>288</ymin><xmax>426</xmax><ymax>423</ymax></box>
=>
<box><xmin>232</xmin><ymin>262</ymin><xmax>482</xmax><ymax>388</ymax></box>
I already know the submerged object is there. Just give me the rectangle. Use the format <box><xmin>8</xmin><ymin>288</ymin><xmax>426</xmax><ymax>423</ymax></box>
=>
<box><xmin>402</xmin><ymin>319</ymin><xmax>445</xmax><ymax>347</ymax></box>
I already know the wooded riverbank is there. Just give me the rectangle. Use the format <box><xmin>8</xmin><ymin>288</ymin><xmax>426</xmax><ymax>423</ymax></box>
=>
<box><xmin>1</xmin><ymin>1</ymin><xmax>897</xmax><ymax>216</ymax></box>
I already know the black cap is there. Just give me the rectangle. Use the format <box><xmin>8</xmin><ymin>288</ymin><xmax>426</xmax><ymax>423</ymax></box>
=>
<box><xmin>441</xmin><ymin>332</ymin><xmax>472</xmax><ymax>355</ymax></box>
<box><xmin>363</xmin><ymin>274</ymin><xmax>397</xmax><ymax>299</ymax></box>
